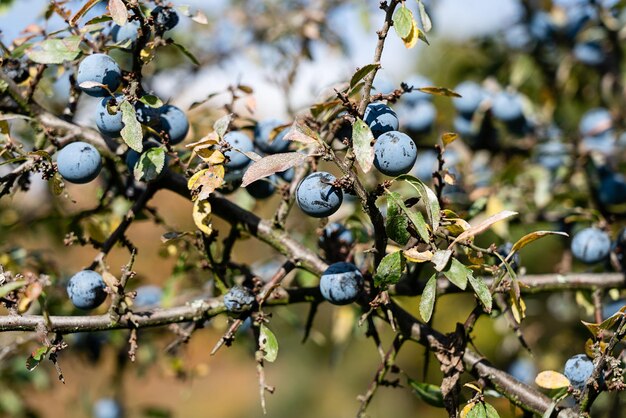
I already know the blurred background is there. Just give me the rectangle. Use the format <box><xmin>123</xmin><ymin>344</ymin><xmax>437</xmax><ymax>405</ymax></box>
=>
<box><xmin>1</xmin><ymin>0</ymin><xmax>625</xmax><ymax>417</ymax></box>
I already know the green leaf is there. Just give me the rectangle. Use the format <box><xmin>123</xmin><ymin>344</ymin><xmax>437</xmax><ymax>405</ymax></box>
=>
<box><xmin>352</xmin><ymin>118</ymin><xmax>374</xmax><ymax>173</ymax></box>
<box><xmin>466</xmin><ymin>402</ymin><xmax>500</xmax><ymax>418</ymax></box>
<box><xmin>408</xmin><ymin>377</ymin><xmax>444</xmax><ymax>408</ymax></box>
<box><xmin>139</xmin><ymin>95</ymin><xmax>164</xmax><ymax>108</ymax></box>
<box><xmin>134</xmin><ymin>147</ymin><xmax>165</xmax><ymax>182</ymax></box>
<box><xmin>120</xmin><ymin>100</ymin><xmax>143</xmax><ymax>152</ymax></box>
<box><xmin>374</xmin><ymin>251</ymin><xmax>405</xmax><ymax>287</ymax></box>
<box><xmin>0</xmin><ymin>280</ymin><xmax>27</xmax><ymax>298</ymax></box>
<box><xmin>171</xmin><ymin>41</ymin><xmax>200</xmax><ymax>65</ymax></box>
<box><xmin>11</xmin><ymin>42</ymin><xmax>34</xmax><ymax>58</ymax></box>
<box><xmin>393</xmin><ymin>6</ymin><xmax>414</xmax><ymax>39</ymax></box>
<box><xmin>386</xmin><ymin>190</ymin><xmax>430</xmax><ymax>242</ymax></box>
<box><xmin>350</xmin><ymin>63</ymin><xmax>379</xmax><ymax>89</ymax></box>
<box><xmin>27</xmin><ymin>36</ymin><xmax>82</xmax><ymax>64</ymax></box>
<box><xmin>467</xmin><ymin>273</ymin><xmax>492</xmax><ymax>313</ymax></box>
<box><xmin>26</xmin><ymin>346</ymin><xmax>49</xmax><ymax>371</ymax></box>
<box><xmin>419</xmin><ymin>273</ymin><xmax>437</xmax><ymax>322</ymax></box>
<box><xmin>397</xmin><ymin>175</ymin><xmax>440</xmax><ymax>232</ymax></box>
<box><xmin>443</xmin><ymin>258</ymin><xmax>469</xmax><ymax>290</ymax></box>
<box><xmin>259</xmin><ymin>324</ymin><xmax>278</xmax><ymax>362</ymax></box>
<box><xmin>417</xmin><ymin>0</ymin><xmax>432</xmax><ymax>32</ymax></box>
<box><xmin>0</xmin><ymin>79</ymin><xmax>7</xmax><ymax>94</ymax></box>
<box><xmin>386</xmin><ymin>193</ymin><xmax>410</xmax><ymax>245</ymax></box>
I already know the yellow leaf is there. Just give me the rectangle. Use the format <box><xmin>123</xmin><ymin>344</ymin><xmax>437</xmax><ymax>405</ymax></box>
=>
<box><xmin>188</xmin><ymin>169</ymin><xmax>208</xmax><ymax>191</ymax></box>
<box><xmin>331</xmin><ymin>306</ymin><xmax>356</xmax><ymax>344</ymax></box>
<box><xmin>442</xmin><ymin>132</ymin><xmax>458</xmax><ymax>147</ymax></box>
<box><xmin>186</xmin><ymin>132</ymin><xmax>220</xmax><ymax>149</ymax></box>
<box><xmin>448</xmin><ymin>210</ymin><xmax>518</xmax><ymax>249</ymax></box>
<box><xmin>403</xmin><ymin>248</ymin><xmax>433</xmax><ymax>263</ymax></box>
<box><xmin>460</xmin><ymin>403</ymin><xmax>475</xmax><ymax>418</ymax></box>
<box><xmin>197</xmin><ymin>149</ymin><xmax>225</xmax><ymax>165</ymax></box>
<box><xmin>187</xmin><ymin>166</ymin><xmax>225</xmax><ymax>201</ymax></box>
<box><xmin>192</xmin><ymin>199</ymin><xmax>212</xmax><ymax>235</ymax></box>
<box><xmin>463</xmin><ymin>382</ymin><xmax>482</xmax><ymax>393</ymax></box>
<box><xmin>402</xmin><ymin>17</ymin><xmax>420</xmax><ymax>49</ymax></box>
<box><xmin>535</xmin><ymin>370</ymin><xmax>570</xmax><ymax>389</ymax></box>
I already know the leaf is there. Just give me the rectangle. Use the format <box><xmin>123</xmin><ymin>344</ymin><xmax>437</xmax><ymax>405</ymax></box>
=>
<box><xmin>213</xmin><ymin>114</ymin><xmax>232</xmax><ymax>139</ymax></box>
<box><xmin>134</xmin><ymin>147</ymin><xmax>165</xmax><ymax>182</ymax></box>
<box><xmin>442</xmin><ymin>132</ymin><xmax>458</xmax><ymax>147</ymax></box>
<box><xmin>171</xmin><ymin>41</ymin><xmax>200</xmax><ymax>65</ymax></box>
<box><xmin>417</xmin><ymin>0</ymin><xmax>432</xmax><ymax>32</ymax></box>
<box><xmin>139</xmin><ymin>95</ymin><xmax>164</xmax><ymax>108</ymax></box>
<box><xmin>120</xmin><ymin>100</ymin><xmax>143</xmax><ymax>152</ymax></box>
<box><xmin>466</xmin><ymin>402</ymin><xmax>500</xmax><ymax>418</ymax></box>
<box><xmin>402</xmin><ymin>16</ymin><xmax>421</xmax><ymax>49</ymax></box>
<box><xmin>108</xmin><ymin>0</ymin><xmax>128</xmax><ymax>26</ymax></box>
<box><xmin>27</xmin><ymin>36</ymin><xmax>82</xmax><ymax>64</ymax></box>
<box><xmin>188</xmin><ymin>166</ymin><xmax>225</xmax><ymax>201</ymax></box>
<box><xmin>352</xmin><ymin>118</ymin><xmax>375</xmax><ymax>173</ymax></box>
<box><xmin>431</xmin><ymin>249</ymin><xmax>452</xmax><ymax>271</ymax></box>
<box><xmin>192</xmin><ymin>199</ymin><xmax>212</xmax><ymax>235</ymax></box>
<box><xmin>374</xmin><ymin>251</ymin><xmax>405</xmax><ymax>287</ymax></box>
<box><xmin>417</xmin><ymin>87</ymin><xmax>461</xmax><ymax>98</ymax></box>
<box><xmin>191</xmin><ymin>10</ymin><xmax>208</xmax><ymax>25</ymax></box>
<box><xmin>18</xmin><ymin>282</ymin><xmax>43</xmax><ymax>314</ymax></box>
<box><xmin>196</xmin><ymin>149</ymin><xmax>225</xmax><ymax>165</ymax></box>
<box><xmin>0</xmin><ymin>280</ymin><xmax>27</xmax><ymax>298</ymax></box>
<box><xmin>443</xmin><ymin>258</ymin><xmax>469</xmax><ymax>290</ymax></box>
<box><xmin>403</xmin><ymin>248</ymin><xmax>433</xmax><ymax>263</ymax></box>
<box><xmin>397</xmin><ymin>175</ymin><xmax>441</xmax><ymax>231</ymax></box>
<box><xmin>408</xmin><ymin>377</ymin><xmax>444</xmax><ymax>408</ymax></box>
<box><xmin>26</xmin><ymin>346</ymin><xmax>49</xmax><ymax>371</ymax></box>
<box><xmin>70</xmin><ymin>0</ymin><xmax>101</xmax><ymax>25</ymax></box>
<box><xmin>448</xmin><ymin>210</ymin><xmax>518</xmax><ymax>249</ymax></box>
<box><xmin>350</xmin><ymin>63</ymin><xmax>379</xmax><ymax>89</ymax></box>
<box><xmin>259</xmin><ymin>324</ymin><xmax>279</xmax><ymax>362</ymax></box>
<box><xmin>419</xmin><ymin>273</ymin><xmax>437</xmax><ymax>322</ymax></box>
<box><xmin>78</xmin><ymin>81</ymin><xmax>107</xmax><ymax>90</ymax></box>
<box><xmin>467</xmin><ymin>273</ymin><xmax>492</xmax><ymax>313</ymax></box>
<box><xmin>393</xmin><ymin>6</ymin><xmax>413</xmax><ymax>39</ymax></box>
<box><xmin>510</xmin><ymin>231</ymin><xmax>569</xmax><ymax>254</ymax></box>
<box><xmin>283</xmin><ymin>120</ymin><xmax>320</xmax><ymax>144</ymax></box>
<box><xmin>160</xmin><ymin>231</ymin><xmax>189</xmax><ymax>243</ymax></box>
<box><xmin>535</xmin><ymin>371</ymin><xmax>570</xmax><ymax>389</ymax></box>
<box><xmin>386</xmin><ymin>194</ymin><xmax>410</xmax><ymax>245</ymax></box>
<box><xmin>581</xmin><ymin>308</ymin><xmax>625</xmax><ymax>336</ymax></box>
<box><xmin>241</xmin><ymin>152</ymin><xmax>308</xmax><ymax>187</ymax></box>
<box><xmin>386</xmin><ymin>190</ymin><xmax>430</xmax><ymax>242</ymax></box>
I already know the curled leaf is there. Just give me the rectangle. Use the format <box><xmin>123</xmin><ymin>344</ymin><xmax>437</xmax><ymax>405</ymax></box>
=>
<box><xmin>241</xmin><ymin>152</ymin><xmax>308</xmax><ymax>187</ymax></box>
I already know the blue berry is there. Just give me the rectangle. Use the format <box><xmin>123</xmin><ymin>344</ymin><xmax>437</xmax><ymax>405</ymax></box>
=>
<box><xmin>373</xmin><ymin>131</ymin><xmax>417</xmax><ymax>176</ymax></box>
<box><xmin>220</xmin><ymin>166</ymin><xmax>246</xmax><ymax>194</ymax></box>
<box><xmin>536</xmin><ymin>140</ymin><xmax>568</xmax><ymax>172</ymax></box>
<box><xmin>151</xmin><ymin>6</ymin><xmax>179</xmax><ymax>31</ymax></box>
<box><xmin>504</xmin><ymin>24</ymin><xmax>534</xmax><ymax>51</ymax></box>
<box><xmin>93</xmin><ymin>398</ymin><xmax>123</xmax><ymax>418</ymax></box>
<box><xmin>598</xmin><ymin>166</ymin><xmax>626</xmax><ymax>205</ymax></box>
<box><xmin>133</xmin><ymin>285</ymin><xmax>163</xmax><ymax>308</ymax></box>
<box><xmin>246</xmin><ymin>175</ymin><xmax>277</xmax><ymax>199</ymax></box>
<box><xmin>582</xmin><ymin>130</ymin><xmax>615</xmax><ymax>154</ymax></box>
<box><xmin>96</xmin><ymin>94</ymin><xmax>125</xmax><ymax>137</ymax></box>
<box><xmin>319</xmin><ymin>262</ymin><xmax>363</xmax><ymax>305</ymax></box>
<box><xmin>296</xmin><ymin>172</ymin><xmax>343</xmax><ymax>218</ymax></box>
<box><xmin>158</xmin><ymin>105</ymin><xmax>189</xmax><ymax>145</ymax></box>
<box><xmin>453</xmin><ymin>81</ymin><xmax>486</xmax><ymax>116</ymax></box>
<box><xmin>319</xmin><ymin>223</ymin><xmax>354</xmax><ymax>248</ymax></box>
<box><xmin>410</xmin><ymin>149</ymin><xmax>438</xmax><ymax>182</ymax></box>
<box><xmin>77</xmin><ymin>54</ymin><xmax>121</xmax><ymax>97</ymax></box>
<box><xmin>579</xmin><ymin>108</ymin><xmax>612</xmax><ymax>137</ymax></box>
<box><xmin>135</xmin><ymin>101</ymin><xmax>161</xmax><ymax>127</ymax></box>
<box><xmin>110</xmin><ymin>21</ymin><xmax>140</xmax><ymax>44</ymax></box>
<box><xmin>400</xmin><ymin>101</ymin><xmax>436</xmax><ymax>135</ymax></box>
<box><xmin>224</xmin><ymin>131</ymin><xmax>254</xmax><ymax>170</ymax></box>
<box><xmin>571</xmin><ymin>227</ymin><xmax>611</xmax><ymax>264</ymax></box>
<box><xmin>491</xmin><ymin>92</ymin><xmax>524</xmax><ymax>123</ymax></box>
<box><xmin>67</xmin><ymin>270</ymin><xmax>107</xmax><ymax>310</ymax></box>
<box><xmin>564</xmin><ymin>354</ymin><xmax>594</xmax><ymax>390</ymax></box>
<box><xmin>279</xmin><ymin>167</ymin><xmax>295</xmax><ymax>182</ymax></box>
<box><xmin>508</xmin><ymin>358</ymin><xmax>537</xmax><ymax>385</ymax></box>
<box><xmin>223</xmin><ymin>285</ymin><xmax>255</xmax><ymax>313</ymax></box>
<box><xmin>529</xmin><ymin>12</ymin><xmax>555</xmax><ymax>42</ymax></box>
<box><xmin>364</xmin><ymin>103</ymin><xmax>399</xmax><ymax>138</ymax></box>
<box><xmin>453</xmin><ymin>114</ymin><xmax>476</xmax><ymax>137</ymax></box>
<box><xmin>574</xmin><ymin>41</ymin><xmax>605</xmax><ymax>66</ymax></box>
<box><xmin>254</xmin><ymin>119</ymin><xmax>290</xmax><ymax>153</ymax></box>
<box><xmin>57</xmin><ymin>142</ymin><xmax>102</xmax><ymax>184</ymax></box>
